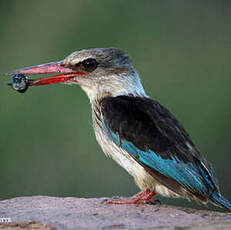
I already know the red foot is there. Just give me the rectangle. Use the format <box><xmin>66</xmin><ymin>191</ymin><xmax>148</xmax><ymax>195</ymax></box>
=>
<box><xmin>106</xmin><ymin>189</ymin><xmax>158</xmax><ymax>205</ymax></box>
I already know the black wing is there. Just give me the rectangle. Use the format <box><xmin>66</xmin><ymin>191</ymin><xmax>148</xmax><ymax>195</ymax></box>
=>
<box><xmin>100</xmin><ymin>95</ymin><xmax>219</xmax><ymax>199</ymax></box>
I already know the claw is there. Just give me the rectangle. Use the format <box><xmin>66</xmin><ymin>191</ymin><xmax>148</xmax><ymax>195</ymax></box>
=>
<box><xmin>105</xmin><ymin>189</ymin><xmax>159</xmax><ymax>205</ymax></box>
<box><xmin>101</xmin><ymin>196</ymin><xmax>121</xmax><ymax>204</ymax></box>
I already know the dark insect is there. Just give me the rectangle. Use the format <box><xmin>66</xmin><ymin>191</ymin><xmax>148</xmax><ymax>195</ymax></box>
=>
<box><xmin>11</xmin><ymin>74</ymin><xmax>29</xmax><ymax>93</ymax></box>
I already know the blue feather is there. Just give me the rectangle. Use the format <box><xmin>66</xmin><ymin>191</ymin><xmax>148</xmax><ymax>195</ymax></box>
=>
<box><xmin>102</xmin><ymin>117</ymin><xmax>208</xmax><ymax>194</ymax></box>
<box><xmin>211</xmin><ymin>191</ymin><xmax>231</xmax><ymax>211</ymax></box>
<box><xmin>196</xmin><ymin>160</ymin><xmax>215</xmax><ymax>189</ymax></box>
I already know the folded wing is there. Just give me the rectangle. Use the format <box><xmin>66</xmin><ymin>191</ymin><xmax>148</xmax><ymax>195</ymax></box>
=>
<box><xmin>100</xmin><ymin>96</ymin><xmax>219</xmax><ymax>201</ymax></box>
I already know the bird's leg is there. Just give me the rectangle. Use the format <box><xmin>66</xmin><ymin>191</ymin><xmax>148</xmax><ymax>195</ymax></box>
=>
<box><xmin>138</xmin><ymin>191</ymin><xmax>158</xmax><ymax>205</ymax></box>
<box><xmin>106</xmin><ymin>189</ymin><xmax>158</xmax><ymax>205</ymax></box>
<box><xmin>131</xmin><ymin>190</ymin><xmax>150</xmax><ymax>199</ymax></box>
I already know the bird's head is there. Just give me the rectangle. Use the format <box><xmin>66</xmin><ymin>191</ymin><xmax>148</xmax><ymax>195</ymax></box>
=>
<box><xmin>8</xmin><ymin>48</ymin><xmax>146</xmax><ymax>101</ymax></box>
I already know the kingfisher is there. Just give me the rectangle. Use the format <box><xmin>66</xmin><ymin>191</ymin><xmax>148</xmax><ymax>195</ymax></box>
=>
<box><xmin>7</xmin><ymin>48</ymin><xmax>231</xmax><ymax>212</ymax></box>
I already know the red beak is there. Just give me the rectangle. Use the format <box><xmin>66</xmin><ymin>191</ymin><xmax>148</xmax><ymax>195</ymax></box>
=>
<box><xmin>7</xmin><ymin>61</ymin><xmax>87</xmax><ymax>86</ymax></box>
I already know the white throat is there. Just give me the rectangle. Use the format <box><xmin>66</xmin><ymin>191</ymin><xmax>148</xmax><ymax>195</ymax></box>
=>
<box><xmin>81</xmin><ymin>72</ymin><xmax>147</xmax><ymax>103</ymax></box>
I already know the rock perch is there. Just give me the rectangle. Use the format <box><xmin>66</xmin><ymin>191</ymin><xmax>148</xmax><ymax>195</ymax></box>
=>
<box><xmin>0</xmin><ymin>196</ymin><xmax>231</xmax><ymax>230</ymax></box>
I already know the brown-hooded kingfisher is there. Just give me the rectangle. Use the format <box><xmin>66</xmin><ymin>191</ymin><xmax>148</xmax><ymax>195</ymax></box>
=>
<box><xmin>7</xmin><ymin>48</ymin><xmax>231</xmax><ymax>212</ymax></box>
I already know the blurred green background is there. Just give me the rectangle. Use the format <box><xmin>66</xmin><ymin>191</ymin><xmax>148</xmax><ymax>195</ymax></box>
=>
<box><xmin>0</xmin><ymin>0</ymin><xmax>231</xmax><ymax>211</ymax></box>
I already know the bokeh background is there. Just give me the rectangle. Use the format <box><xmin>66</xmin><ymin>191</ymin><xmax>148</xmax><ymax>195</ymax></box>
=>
<box><xmin>0</xmin><ymin>0</ymin><xmax>231</xmax><ymax>212</ymax></box>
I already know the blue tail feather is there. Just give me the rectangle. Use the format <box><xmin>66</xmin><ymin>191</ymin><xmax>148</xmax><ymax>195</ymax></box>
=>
<box><xmin>211</xmin><ymin>191</ymin><xmax>231</xmax><ymax>212</ymax></box>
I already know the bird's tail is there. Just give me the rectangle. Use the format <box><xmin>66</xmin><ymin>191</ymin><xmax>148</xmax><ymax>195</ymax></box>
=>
<box><xmin>210</xmin><ymin>191</ymin><xmax>231</xmax><ymax>212</ymax></box>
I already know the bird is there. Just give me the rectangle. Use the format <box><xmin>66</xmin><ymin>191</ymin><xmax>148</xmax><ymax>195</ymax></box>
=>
<box><xmin>7</xmin><ymin>48</ymin><xmax>231</xmax><ymax>212</ymax></box>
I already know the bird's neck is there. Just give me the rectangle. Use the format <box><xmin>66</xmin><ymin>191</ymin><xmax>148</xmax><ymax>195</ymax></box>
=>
<box><xmin>81</xmin><ymin>72</ymin><xmax>147</xmax><ymax>104</ymax></box>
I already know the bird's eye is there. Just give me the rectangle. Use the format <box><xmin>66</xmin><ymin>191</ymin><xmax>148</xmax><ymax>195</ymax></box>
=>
<box><xmin>81</xmin><ymin>58</ymin><xmax>98</xmax><ymax>72</ymax></box>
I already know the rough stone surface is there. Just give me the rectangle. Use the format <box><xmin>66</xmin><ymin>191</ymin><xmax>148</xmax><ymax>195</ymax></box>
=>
<box><xmin>0</xmin><ymin>221</ymin><xmax>56</xmax><ymax>230</ymax></box>
<box><xmin>0</xmin><ymin>196</ymin><xmax>231</xmax><ymax>230</ymax></box>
